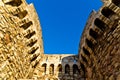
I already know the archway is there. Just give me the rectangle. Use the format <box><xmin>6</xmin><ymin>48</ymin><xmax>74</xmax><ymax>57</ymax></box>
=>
<box><xmin>42</xmin><ymin>63</ymin><xmax>47</xmax><ymax>74</ymax></box>
<box><xmin>73</xmin><ymin>64</ymin><xmax>79</xmax><ymax>74</ymax></box>
<box><xmin>65</xmin><ymin>64</ymin><xmax>70</xmax><ymax>74</ymax></box>
<box><xmin>81</xmin><ymin>63</ymin><xmax>86</xmax><ymax>78</ymax></box>
<box><xmin>49</xmin><ymin>64</ymin><xmax>54</xmax><ymax>75</ymax></box>
<box><xmin>58</xmin><ymin>64</ymin><xmax>62</xmax><ymax>73</ymax></box>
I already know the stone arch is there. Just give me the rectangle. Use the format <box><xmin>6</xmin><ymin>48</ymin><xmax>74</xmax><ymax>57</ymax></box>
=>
<box><xmin>89</xmin><ymin>29</ymin><xmax>99</xmax><ymax>40</ymax></box>
<box><xmin>3</xmin><ymin>0</ymin><xmax>22</xmax><ymax>6</ymax></box>
<box><xmin>73</xmin><ymin>64</ymin><xmax>79</xmax><ymax>74</ymax></box>
<box><xmin>81</xmin><ymin>63</ymin><xmax>86</xmax><ymax>78</ymax></box>
<box><xmin>86</xmin><ymin>39</ymin><xmax>94</xmax><ymax>49</ymax></box>
<box><xmin>49</xmin><ymin>64</ymin><xmax>54</xmax><ymax>75</ymax></box>
<box><xmin>58</xmin><ymin>64</ymin><xmax>62</xmax><ymax>73</ymax></box>
<box><xmin>101</xmin><ymin>7</ymin><xmax>119</xmax><ymax>21</ymax></box>
<box><xmin>101</xmin><ymin>7</ymin><xmax>115</xmax><ymax>18</ymax></box>
<box><xmin>41</xmin><ymin>63</ymin><xmax>47</xmax><ymax>74</ymax></box>
<box><xmin>94</xmin><ymin>18</ymin><xmax>106</xmax><ymax>31</ymax></box>
<box><xmin>65</xmin><ymin>64</ymin><xmax>70</xmax><ymax>74</ymax></box>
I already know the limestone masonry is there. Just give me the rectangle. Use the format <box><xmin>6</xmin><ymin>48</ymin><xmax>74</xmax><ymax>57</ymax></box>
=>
<box><xmin>0</xmin><ymin>0</ymin><xmax>120</xmax><ymax>80</ymax></box>
<box><xmin>79</xmin><ymin>0</ymin><xmax>120</xmax><ymax>80</ymax></box>
<box><xmin>0</xmin><ymin>0</ymin><xmax>80</xmax><ymax>80</ymax></box>
<box><xmin>0</xmin><ymin>0</ymin><xmax>44</xmax><ymax>79</ymax></box>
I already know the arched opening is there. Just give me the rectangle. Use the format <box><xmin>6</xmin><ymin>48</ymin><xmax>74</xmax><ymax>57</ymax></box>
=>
<box><xmin>94</xmin><ymin>18</ymin><xmax>106</xmax><ymax>31</ymax></box>
<box><xmin>58</xmin><ymin>64</ymin><xmax>62</xmax><ymax>73</ymax></box>
<box><xmin>83</xmin><ymin>47</ymin><xmax>90</xmax><ymax>57</ymax></box>
<box><xmin>42</xmin><ymin>63</ymin><xmax>47</xmax><ymax>75</ymax></box>
<box><xmin>3</xmin><ymin>0</ymin><xmax>22</xmax><ymax>6</ymax></box>
<box><xmin>112</xmin><ymin>0</ymin><xmax>120</xmax><ymax>7</ymax></box>
<box><xmin>101</xmin><ymin>7</ymin><xmax>119</xmax><ymax>21</ymax></box>
<box><xmin>89</xmin><ymin>29</ymin><xmax>99</xmax><ymax>39</ymax></box>
<box><xmin>86</xmin><ymin>39</ymin><xmax>94</xmax><ymax>49</ymax></box>
<box><xmin>101</xmin><ymin>7</ymin><xmax>115</xmax><ymax>18</ymax></box>
<box><xmin>65</xmin><ymin>64</ymin><xmax>70</xmax><ymax>74</ymax></box>
<box><xmin>73</xmin><ymin>64</ymin><xmax>79</xmax><ymax>74</ymax></box>
<box><xmin>81</xmin><ymin>63</ymin><xmax>86</xmax><ymax>78</ymax></box>
<box><xmin>49</xmin><ymin>64</ymin><xmax>54</xmax><ymax>75</ymax></box>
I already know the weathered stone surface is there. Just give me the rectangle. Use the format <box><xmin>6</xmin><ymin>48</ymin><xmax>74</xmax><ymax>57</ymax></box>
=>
<box><xmin>0</xmin><ymin>0</ymin><xmax>81</xmax><ymax>80</ymax></box>
<box><xmin>79</xmin><ymin>0</ymin><xmax>120</xmax><ymax>80</ymax></box>
<box><xmin>0</xmin><ymin>0</ymin><xmax>44</xmax><ymax>79</ymax></box>
<box><xmin>2</xmin><ymin>0</ymin><xmax>120</xmax><ymax>80</ymax></box>
<box><xmin>37</xmin><ymin>54</ymin><xmax>80</xmax><ymax>80</ymax></box>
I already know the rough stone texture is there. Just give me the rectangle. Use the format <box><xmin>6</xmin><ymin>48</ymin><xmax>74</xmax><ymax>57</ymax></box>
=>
<box><xmin>0</xmin><ymin>0</ymin><xmax>44</xmax><ymax>79</ymax></box>
<box><xmin>2</xmin><ymin>0</ymin><xmax>120</xmax><ymax>80</ymax></box>
<box><xmin>38</xmin><ymin>54</ymin><xmax>80</xmax><ymax>80</ymax></box>
<box><xmin>79</xmin><ymin>0</ymin><xmax>120</xmax><ymax>80</ymax></box>
<box><xmin>0</xmin><ymin>0</ymin><xmax>81</xmax><ymax>80</ymax></box>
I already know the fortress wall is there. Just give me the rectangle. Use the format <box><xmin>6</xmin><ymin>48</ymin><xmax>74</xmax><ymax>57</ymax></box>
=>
<box><xmin>79</xmin><ymin>0</ymin><xmax>120</xmax><ymax>79</ymax></box>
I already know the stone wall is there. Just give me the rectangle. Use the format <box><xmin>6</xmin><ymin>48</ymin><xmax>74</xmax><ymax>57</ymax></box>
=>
<box><xmin>0</xmin><ymin>0</ymin><xmax>81</xmax><ymax>80</ymax></box>
<box><xmin>2</xmin><ymin>0</ymin><xmax>118</xmax><ymax>80</ymax></box>
<box><xmin>79</xmin><ymin>0</ymin><xmax>120</xmax><ymax>80</ymax></box>
<box><xmin>38</xmin><ymin>54</ymin><xmax>80</xmax><ymax>80</ymax></box>
<box><xmin>0</xmin><ymin>0</ymin><xmax>44</xmax><ymax>79</ymax></box>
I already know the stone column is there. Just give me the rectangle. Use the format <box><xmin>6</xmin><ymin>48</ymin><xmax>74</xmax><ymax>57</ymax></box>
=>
<box><xmin>46</xmin><ymin>63</ymin><xmax>49</xmax><ymax>75</ymax></box>
<box><xmin>62</xmin><ymin>64</ymin><xmax>65</xmax><ymax>74</ymax></box>
<box><xmin>70</xmin><ymin>65</ymin><xmax>73</xmax><ymax>75</ymax></box>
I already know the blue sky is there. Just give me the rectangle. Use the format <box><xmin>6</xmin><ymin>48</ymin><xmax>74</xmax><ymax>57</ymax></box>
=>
<box><xmin>26</xmin><ymin>0</ymin><xmax>102</xmax><ymax>54</ymax></box>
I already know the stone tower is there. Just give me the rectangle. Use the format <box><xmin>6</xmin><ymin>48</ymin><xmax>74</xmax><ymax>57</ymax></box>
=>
<box><xmin>79</xmin><ymin>0</ymin><xmax>120</xmax><ymax>80</ymax></box>
<box><xmin>0</xmin><ymin>0</ymin><xmax>81</xmax><ymax>80</ymax></box>
<box><xmin>0</xmin><ymin>0</ymin><xmax>44</xmax><ymax>79</ymax></box>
